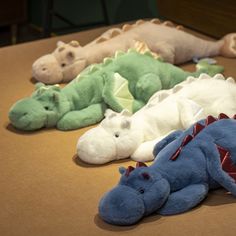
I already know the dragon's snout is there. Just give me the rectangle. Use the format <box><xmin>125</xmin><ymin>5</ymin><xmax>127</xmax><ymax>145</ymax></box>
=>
<box><xmin>99</xmin><ymin>185</ymin><xmax>145</xmax><ymax>225</ymax></box>
<box><xmin>9</xmin><ymin>98</ymin><xmax>46</xmax><ymax>131</ymax></box>
<box><xmin>32</xmin><ymin>54</ymin><xmax>63</xmax><ymax>84</ymax></box>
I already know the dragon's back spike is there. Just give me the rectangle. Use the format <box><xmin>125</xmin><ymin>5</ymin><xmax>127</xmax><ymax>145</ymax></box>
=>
<box><xmin>206</xmin><ymin>115</ymin><xmax>217</xmax><ymax>126</ymax></box>
<box><xmin>170</xmin><ymin>147</ymin><xmax>182</xmax><ymax>161</ymax></box>
<box><xmin>193</xmin><ymin>123</ymin><xmax>205</xmax><ymax>136</ymax></box>
<box><xmin>125</xmin><ymin>166</ymin><xmax>135</xmax><ymax>177</ymax></box>
<box><xmin>136</xmin><ymin>162</ymin><xmax>147</xmax><ymax>168</ymax></box>
<box><xmin>170</xmin><ymin>135</ymin><xmax>193</xmax><ymax>161</ymax></box>
<box><xmin>218</xmin><ymin>113</ymin><xmax>229</xmax><ymax>120</ymax></box>
<box><xmin>182</xmin><ymin>135</ymin><xmax>193</xmax><ymax>146</ymax></box>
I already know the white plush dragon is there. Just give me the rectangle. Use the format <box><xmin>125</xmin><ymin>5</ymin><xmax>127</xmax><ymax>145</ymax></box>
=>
<box><xmin>77</xmin><ymin>74</ymin><xmax>236</xmax><ymax>164</ymax></box>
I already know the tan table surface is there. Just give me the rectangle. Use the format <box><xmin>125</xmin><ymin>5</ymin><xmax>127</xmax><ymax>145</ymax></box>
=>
<box><xmin>1</xmin><ymin>23</ymin><xmax>236</xmax><ymax>236</ymax></box>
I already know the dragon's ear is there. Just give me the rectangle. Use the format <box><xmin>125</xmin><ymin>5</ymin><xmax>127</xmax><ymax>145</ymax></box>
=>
<box><xmin>140</xmin><ymin>172</ymin><xmax>151</xmax><ymax>180</ymax></box>
<box><xmin>35</xmin><ymin>82</ymin><xmax>45</xmax><ymax>90</ymax></box>
<box><xmin>52</xmin><ymin>92</ymin><xmax>60</xmax><ymax>103</ymax></box>
<box><xmin>51</xmin><ymin>84</ymin><xmax>61</xmax><ymax>91</ymax></box>
<box><xmin>121</xmin><ymin>119</ymin><xmax>131</xmax><ymax>129</ymax></box>
<box><xmin>119</xmin><ymin>166</ymin><xmax>126</xmax><ymax>175</ymax></box>
<box><xmin>121</xmin><ymin>109</ymin><xmax>132</xmax><ymax>117</ymax></box>
<box><xmin>104</xmin><ymin>109</ymin><xmax>117</xmax><ymax>119</ymax></box>
<box><xmin>57</xmin><ymin>41</ymin><xmax>65</xmax><ymax>47</ymax></box>
<box><xmin>66</xmin><ymin>51</ymin><xmax>76</xmax><ymax>62</ymax></box>
<box><xmin>69</xmin><ymin>40</ymin><xmax>80</xmax><ymax>47</ymax></box>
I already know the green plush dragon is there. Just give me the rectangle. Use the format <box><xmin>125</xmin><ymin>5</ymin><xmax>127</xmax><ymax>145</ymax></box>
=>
<box><xmin>9</xmin><ymin>49</ymin><xmax>223</xmax><ymax>131</ymax></box>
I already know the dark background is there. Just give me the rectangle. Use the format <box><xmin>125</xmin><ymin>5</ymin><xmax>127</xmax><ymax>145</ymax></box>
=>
<box><xmin>1</xmin><ymin>0</ymin><xmax>236</xmax><ymax>47</ymax></box>
<box><xmin>0</xmin><ymin>0</ymin><xmax>159</xmax><ymax>47</ymax></box>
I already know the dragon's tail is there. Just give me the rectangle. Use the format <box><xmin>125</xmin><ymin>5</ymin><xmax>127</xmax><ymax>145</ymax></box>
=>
<box><xmin>196</xmin><ymin>59</ymin><xmax>224</xmax><ymax>76</ymax></box>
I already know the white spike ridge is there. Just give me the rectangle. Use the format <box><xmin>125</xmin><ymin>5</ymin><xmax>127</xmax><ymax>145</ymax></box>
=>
<box><xmin>186</xmin><ymin>76</ymin><xmax>196</xmax><ymax>82</ymax></box>
<box><xmin>199</xmin><ymin>73</ymin><xmax>211</xmax><ymax>80</ymax></box>
<box><xmin>213</xmin><ymin>74</ymin><xmax>225</xmax><ymax>80</ymax></box>
<box><xmin>148</xmin><ymin>90</ymin><xmax>173</xmax><ymax>104</ymax></box>
<box><xmin>226</xmin><ymin>77</ymin><xmax>236</xmax><ymax>83</ymax></box>
<box><xmin>173</xmin><ymin>85</ymin><xmax>183</xmax><ymax>93</ymax></box>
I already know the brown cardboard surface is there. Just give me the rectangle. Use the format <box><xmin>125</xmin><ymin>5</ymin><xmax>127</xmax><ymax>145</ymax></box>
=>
<box><xmin>0</xmin><ymin>24</ymin><xmax>236</xmax><ymax>236</ymax></box>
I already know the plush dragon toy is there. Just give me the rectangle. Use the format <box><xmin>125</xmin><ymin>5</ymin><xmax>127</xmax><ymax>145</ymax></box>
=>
<box><xmin>32</xmin><ymin>18</ymin><xmax>236</xmax><ymax>84</ymax></box>
<box><xmin>77</xmin><ymin>74</ymin><xmax>236</xmax><ymax>164</ymax></box>
<box><xmin>99</xmin><ymin>113</ymin><xmax>236</xmax><ymax>225</ymax></box>
<box><xmin>9</xmin><ymin>47</ymin><xmax>222</xmax><ymax>131</ymax></box>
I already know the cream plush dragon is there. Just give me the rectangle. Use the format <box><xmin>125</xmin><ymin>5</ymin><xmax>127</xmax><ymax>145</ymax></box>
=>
<box><xmin>32</xmin><ymin>19</ymin><xmax>236</xmax><ymax>84</ymax></box>
<box><xmin>77</xmin><ymin>74</ymin><xmax>236</xmax><ymax>164</ymax></box>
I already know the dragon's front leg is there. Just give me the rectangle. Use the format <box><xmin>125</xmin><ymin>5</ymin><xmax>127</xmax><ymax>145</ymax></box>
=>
<box><xmin>57</xmin><ymin>103</ymin><xmax>107</xmax><ymax>130</ymax></box>
<box><xmin>153</xmin><ymin>130</ymin><xmax>183</xmax><ymax>158</ymax></box>
<box><xmin>158</xmin><ymin>183</ymin><xmax>209</xmax><ymax>215</ymax></box>
<box><xmin>135</xmin><ymin>73</ymin><xmax>162</xmax><ymax>104</ymax></box>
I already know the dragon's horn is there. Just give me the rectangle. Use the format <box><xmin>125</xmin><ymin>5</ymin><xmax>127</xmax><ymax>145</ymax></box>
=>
<box><xmin>193</xmin><ymin>123</ymin><xmax>205</xmax><ymax>137</ymax></box>
<box><xmin>125</xmin><ymin>166</ymin><xmax>135</xmax><ymax>177</ymax></box>
<box><xmin>141</xmin><ymin>172</ymin><xmax>150</xmax><ymax>180</ymax></box>
<box><xmin>218</xmin><ymin>113</ymin><xmax>229</xmax><ymax>120</ymax></box>
<box><xmin>206</xmin><ymin>115</ymin><xmax>217</xmax><ymax>126</ymax></box>
<box><xmin>136</xmin><ymin>162</ymin><xmax>147</xmax><ymax>168</ymax></box>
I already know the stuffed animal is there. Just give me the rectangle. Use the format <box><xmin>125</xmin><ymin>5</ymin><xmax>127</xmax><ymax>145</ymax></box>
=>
<box><xmin>9</xmin><ymin>47</ymin><xmax>222</xmax><ymax>131</ymax></box>
<box><xmin>99</xmin><ymin>113</ymin><xmax>236</xmax><ymax>225</ymax></box>
<box><xmin>77</xmin><ymin>74</ymin><xmax>236</xmax><ymax>164</ymax></box>
<box><xmin>32</xmin><ymin>18</ymin><xmax>236</xmax><ymax>84</ymax></box>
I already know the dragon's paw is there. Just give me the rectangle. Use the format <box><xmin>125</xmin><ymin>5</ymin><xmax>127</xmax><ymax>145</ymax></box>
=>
<box><xmin>131</xmin><ymin>141</ymin><xmax>155</xmax><ymax>162</ymax></box>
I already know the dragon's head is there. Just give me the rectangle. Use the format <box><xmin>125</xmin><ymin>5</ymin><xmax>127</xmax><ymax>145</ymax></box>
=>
<box><xmin>77</xmin><ymin>109</ymin><xmax>143</xmax><ymax>164</ymax></box>
<box><xmin>8</xmin><ymin>83</ymin><xmax>70</xmax><ymax>131</ymax></box>
<box><xmin>99</xmin><ymin>162</ymin><xmax>170</xmax><ymax>225</ymax></box>
<box><xmin>32</xmin><ymin>41</ymin><xmax>87</xmax><ymax>84</ymax></box>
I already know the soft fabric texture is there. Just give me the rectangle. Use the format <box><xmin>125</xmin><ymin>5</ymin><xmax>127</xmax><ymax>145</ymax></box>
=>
<box><xmin>9</xmin><ymin>48</ymin><xmax>221</xmax><ymax>131</ymax></box>
<box><xmin>99</xmin><ymin>114</ymin><xmax>236</xmax><ymax>225</ymax></box>
<box><xmin>77</xmin><ymin>74</ymin><xmax>236</xmax><ymax>164</ymax></box>
<box><xmin>32</xmin><ymin>18</ymin><xmax>236</xmax><ymax>84</ymax></box>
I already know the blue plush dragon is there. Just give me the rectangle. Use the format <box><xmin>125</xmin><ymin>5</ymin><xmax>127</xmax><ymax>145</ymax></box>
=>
<box><xmin>99</xmin><ymin>113</ymin><xmax>236</xmax><ymax>225</ymax></box>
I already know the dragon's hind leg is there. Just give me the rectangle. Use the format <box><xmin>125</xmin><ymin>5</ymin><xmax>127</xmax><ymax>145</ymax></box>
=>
<box><xmin>200</xmin><ymin>142</ymin><xmax>236</xmax><ymax>196</ymax></box>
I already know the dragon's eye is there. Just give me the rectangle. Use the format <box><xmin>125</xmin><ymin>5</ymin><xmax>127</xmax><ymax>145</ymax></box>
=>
<box><xmin>44</xmin><ymin>106</ymin><xmax>49</xmax><ymax>110</ymax></box>
<box><xmin>61</xmin><ymin>63</ymin><xmax>66</xmax><ymax>67</ymax></box>
<box><xmin>139</xmin><ymin>188</ymin><xmax>145</xmax><ymax>194</ymax></box>
<box><xmin>114</xmin><ymin>132</ymin><xmax>119</xmax><ymax>138</ymax></box>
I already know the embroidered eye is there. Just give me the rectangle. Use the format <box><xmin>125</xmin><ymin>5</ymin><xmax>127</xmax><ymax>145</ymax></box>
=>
<box><xmin>139</xmin><ymin>188</ymin><xmax>145</xmax><ymax>194</ymax></box>
<box><xmin>61</xmin><ymin>63</ymin><xmax>66</xmax><ymax>67</ymax></box>
<box><xmin>114</xmin><ymin>132</ymin><xmax>119</xmax><ymax>138</ymax></box>
<box><xmin>44</xmin><ymin>106</ymin><xmax>49</xmax><ymax>110</ymax></box>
